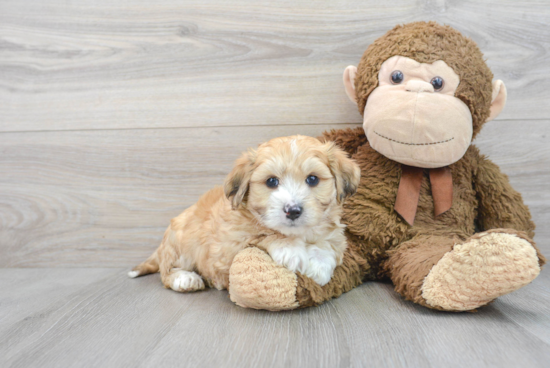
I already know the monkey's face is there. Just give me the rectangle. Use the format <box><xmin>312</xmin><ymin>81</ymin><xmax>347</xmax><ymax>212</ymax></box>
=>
<box><xmin>362</xmin><ymin>56</ymin><xmax>473</xmax><ymax>168</ymax></box>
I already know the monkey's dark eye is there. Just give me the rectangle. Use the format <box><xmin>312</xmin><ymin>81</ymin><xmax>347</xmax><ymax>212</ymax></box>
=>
<box><xmin>306</xmin><ymin>175</ymin><xmax>319</xmax><ymax>187</ymax></box>
<box><xmin>266</xmin><ymin>177</ymin><xmax>279</xmax><ymax>188</ymax></box>
<box><xmin>391</xmin><ymin>70</ymin><xmax>404</xmax><ymax>84</ymax></box>
<box><xmin>430</xmin><ymin>76</ymin><xmax>444</xmax><ymax>91</ymax></box>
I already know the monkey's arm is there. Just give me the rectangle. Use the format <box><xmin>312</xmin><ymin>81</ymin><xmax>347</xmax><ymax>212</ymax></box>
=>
<box><xmin>318</xmin><ymin>126</ymin><xmax>368</xmax><ymax>156</ymax></box>
<box><xmin>228</xmin><ymin>242</ymin><xmax>366</xmax><ymax>310</ymax></box>
<box><xmin>473</xmin><ymin>151</ymin><xmax>535</xmax><ymax>238</ymax></box>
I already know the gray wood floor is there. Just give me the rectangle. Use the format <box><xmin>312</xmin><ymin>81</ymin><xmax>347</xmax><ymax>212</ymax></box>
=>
<box><xmin>1</xmin><ymin>268</ymin><xmax>549</xmax><ymax>368</ymax></box>
<box><xmin>2</xmin><ymin>0</ymin><xmax>550</xmax><ymax>367</ymax></box>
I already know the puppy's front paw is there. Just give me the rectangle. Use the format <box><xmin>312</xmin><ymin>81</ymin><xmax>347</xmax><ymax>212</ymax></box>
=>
<box><xmin>269</xmin><ymin>246</ymin><xmax>309</xmax><ymax>273</ymax></box>
<box><xmin>170</xmin><ymin>271</ymin><xmax>205</xmax><ymax>292</ymax></box>
<box><xmin>304</xmin><ymin>247</ymin><xmax>337</xmax><ymax>286</ymax></box>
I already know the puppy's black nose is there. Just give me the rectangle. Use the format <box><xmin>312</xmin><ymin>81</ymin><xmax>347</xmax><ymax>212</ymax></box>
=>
<box><xmin>285</xmin><ymin>205</ymin><xmax>302</xmax><ymax>220</ymax></box>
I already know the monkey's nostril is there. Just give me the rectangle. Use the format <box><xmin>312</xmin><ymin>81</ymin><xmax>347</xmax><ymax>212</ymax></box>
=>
<box><xmin>405</xmin><ymin>80</ymin><xmax>434</xmax><ymax>93</ymax></box>
<box><xmin>285</xmin><ymin>205</ymin><xmax>302</xmax><ymax>221</ymax></box>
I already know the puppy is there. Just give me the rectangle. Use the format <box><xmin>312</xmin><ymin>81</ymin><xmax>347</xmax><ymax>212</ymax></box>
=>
<box><xmin>128</xmin><ymin>135</ymin><xmax>360</xmax><ymax>292</ymax></box>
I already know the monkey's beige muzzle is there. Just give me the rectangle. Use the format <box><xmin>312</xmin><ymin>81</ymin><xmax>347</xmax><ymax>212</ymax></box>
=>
<box><xmin>363</xmin><ymin>85</ymin><xmax>473</xmax><ymax>168</ymax></box>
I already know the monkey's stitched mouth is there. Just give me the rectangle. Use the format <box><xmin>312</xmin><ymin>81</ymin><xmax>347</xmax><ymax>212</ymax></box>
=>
<box><xmin>374</xmin><ymin>131</ymin><xmax>454</xmax><ymax>146</ymax></box>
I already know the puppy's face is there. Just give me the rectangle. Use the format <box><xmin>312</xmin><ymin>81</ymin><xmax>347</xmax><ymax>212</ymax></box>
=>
<box><xmin>224</xmin><ymin>135</ymin><xmax>360</xmax><ymax>236</ymax></box>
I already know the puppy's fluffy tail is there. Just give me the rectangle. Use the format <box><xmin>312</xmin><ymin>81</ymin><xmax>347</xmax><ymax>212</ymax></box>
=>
<box><xmin>128</xmin><ymin>251</ymin><xmax>159</xmax><ymax>278</ymax></box>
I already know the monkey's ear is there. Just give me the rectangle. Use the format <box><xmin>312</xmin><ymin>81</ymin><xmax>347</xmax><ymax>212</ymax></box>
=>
<box><xmin>224</xmin><ymin>150</ymin><xmax>255</xmax><ymax>209</ymax></box>
<box><xmin>326</xmin><ymin>143</ymin><xmax>361</xmax><ymax>203</ymax></box>
<box><xmin>487</xmin><ymin>80</ymin><xmax>507</xmax><ymax>122</ymax></box>
<box><xmin>343</xmin><ymin>65</ymin><xmax>358</xmax><ymax>105</ymax></box>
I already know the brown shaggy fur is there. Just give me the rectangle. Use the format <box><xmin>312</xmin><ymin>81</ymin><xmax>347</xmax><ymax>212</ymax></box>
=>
<box><xmin>383</xmin><ymin>235</ymin><xmax>457</xmax><ymax>310</ymax></box>
<box><xmin>286</xmin><ymin>22</ymin><xmax>545</xmax><ymax>308</ymax></box>
<box><xmin>228</xmin><ymin>22</ymin><xmax>545</xmax><ymax>312</ymax></box>
<box><xmin>290</xmin><ymin>126</ymin><xmax>545</xmax><ymax>309</ymax></box>
<box><xmin>287</xmin><ymin>22</ymin><xmax>545</xmax><ymax>310</ymax></box>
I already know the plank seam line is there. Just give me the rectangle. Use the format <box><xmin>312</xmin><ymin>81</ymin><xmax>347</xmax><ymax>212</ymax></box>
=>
<box><xmin>0</xmin><ymin>119</ymin><xmax>543</xmax><ymax>134</ymax></box>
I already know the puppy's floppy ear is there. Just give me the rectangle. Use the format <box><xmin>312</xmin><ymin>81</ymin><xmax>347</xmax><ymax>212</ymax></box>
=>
<box><xmin>326</xmin><ymin>143</ymin><xmax>361</xmax><ymax>203</ymax></box>
<box><xmin>224</xmin><ymin>149</ymin><xmax>256</xmax><ymax>209</ymax></box>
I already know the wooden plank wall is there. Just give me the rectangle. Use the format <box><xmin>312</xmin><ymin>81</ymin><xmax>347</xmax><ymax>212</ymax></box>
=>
<box><xmin>1</xmin><ymin>0</ymin><xmax>549</xmax><ymax>267</ymax></box>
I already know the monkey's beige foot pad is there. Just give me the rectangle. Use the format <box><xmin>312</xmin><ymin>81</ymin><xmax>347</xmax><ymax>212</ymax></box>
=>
<box><xmin>421</xmin><ymin>231</ymin><xmax>541</xmax><ymax>311</ymax></box>
<box><xmin>229</xmin><ymin>247</ymin><xmax>299</xmax><ymax>311</ymax></box>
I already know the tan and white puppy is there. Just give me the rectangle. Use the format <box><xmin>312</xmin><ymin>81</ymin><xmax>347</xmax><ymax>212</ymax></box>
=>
<box><xmin>129</xmin><ymin>135</ymin><xmax>360</xmax><ymax>292</ymax></box>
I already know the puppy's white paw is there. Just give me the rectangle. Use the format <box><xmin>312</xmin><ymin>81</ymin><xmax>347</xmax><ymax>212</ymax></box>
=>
<box><xmin>269</xmin><ymin>246</ymin><xmax>309</xmax><ymax>273</ymax></box>
<box><xmin>304</xmin><ymin>247</ymin><xmax>337</xmax><ymax>286</ymax></box>
<box><xmin>170</xmin><ymin>271</ymin><xmax>205</xmax><ymax>292</ymax></box>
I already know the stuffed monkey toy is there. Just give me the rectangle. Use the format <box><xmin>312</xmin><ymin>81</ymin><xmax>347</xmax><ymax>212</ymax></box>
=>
<box><xmin>227</xmin><ymin>22</ymin><xmax>546</xmax><ymax>312</ymax></box>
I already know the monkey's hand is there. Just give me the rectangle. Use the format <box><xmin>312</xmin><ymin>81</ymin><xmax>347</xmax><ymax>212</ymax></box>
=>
<box><xmin>228</xmin><ymin>247</ymin><xmax>300</xmax><ymax>311</ymax></box>
<box><xmin>228</xmin><ymin>247</ymin><xmax>363</xmax><ymax>311</ymax></box>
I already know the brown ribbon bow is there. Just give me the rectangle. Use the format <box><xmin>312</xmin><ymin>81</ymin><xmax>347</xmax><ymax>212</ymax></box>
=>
<box><xmin>394</xmin><ymin>165</ymin><xmax>453</xmax><ymax>225</ymax></box>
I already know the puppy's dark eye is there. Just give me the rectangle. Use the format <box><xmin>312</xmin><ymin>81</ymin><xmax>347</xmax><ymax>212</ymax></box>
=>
<box><xmin>430</xmin><ymin>76</ymin><xmax>444</xmax><ymax>91</ymax></box>
<box><xmin>266</xmin><ymin>177</ymin><xmax>279</xmax><ymax>188</ymax></box>
<box><xmin>306</xmin><ymin>175</ymin><xmax>319</xmax><ymax>187</ymax></box>
<box><xmin>391</xmin><ymin>70</ymin><xmax>404</xmax><ymax>84</ymax></box>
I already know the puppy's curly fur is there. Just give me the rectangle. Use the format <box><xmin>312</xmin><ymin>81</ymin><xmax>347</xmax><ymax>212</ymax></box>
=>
<box><xmin>129</xmin><ymin>135</ymin><xmax>360</xmax><ymax>292</ymax></box>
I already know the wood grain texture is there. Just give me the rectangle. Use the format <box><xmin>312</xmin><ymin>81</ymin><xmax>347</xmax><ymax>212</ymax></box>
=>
<box><xmin>1</xmin><ymin>121</ymin><xmax>548</xmax><ymax>267</ymax></box>
<box><xmin>1</xmin><ymin>2</ymin><xmax>549</xmax><ymax>367</ymax></box>
<box><xmin>0</xmin><ymin>268</ymin><xmax>119</xmax><ymax>335</ymax></box>
<box><xmin>0</xmin><ymin>268</ymin><xmax>548</xmax><ymax>368</ymax></box>
<box><xmin>1</xmin><ymin>0</ymin><xmax>550</xmax><ymax>133</ymax></box>
<box><xmin>0</xmin><ymin>123</ymin><xmax>358</xmax><ymax>267</ymax></box>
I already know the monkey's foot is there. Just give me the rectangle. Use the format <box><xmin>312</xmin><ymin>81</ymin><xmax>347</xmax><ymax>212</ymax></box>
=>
<box><xmin>229</xmin><ymin>247</ymin><xmax>299</xmax><ymax>311</ymax></box>
<box><xmin>421</xmin><ymin>230</ymin><xmax>541</xmax><ymax>311</ymax></box>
